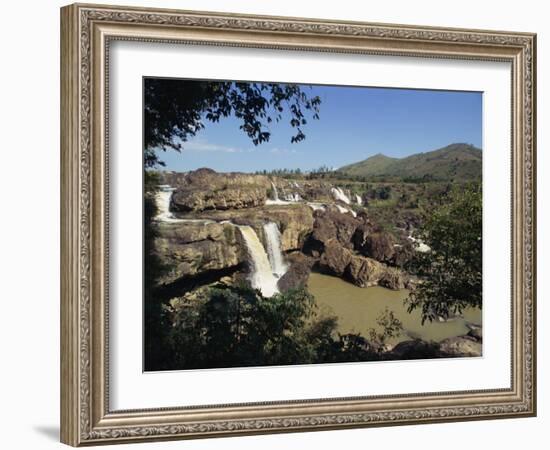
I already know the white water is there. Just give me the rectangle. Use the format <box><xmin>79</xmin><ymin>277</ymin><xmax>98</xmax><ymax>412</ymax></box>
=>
<box><xmin>155</xmin><ymin>185</ymin><xmax>181</xmax><ymax>222</ymax></box>
<box><xmin>263</xmin><ymin>222</ymin><xmax>288</xmax><ymax>277</ymax></box>
<box><xmin>335</xmin><ymin>204</ymin><xmax>357</xmax><ymax>217</ymax></box>
<box><xmin>408</xmin><ymin>234</ymin><xmax>431</xmax><ymax>253</ymax></box>
<box><xmin>154</xmin><ymin>185</ymin><xmax>214</xmax><ymax>224</ymax></box>
<box><xmin>285</xmin><ymin>192</ymin><xmax>301</xmax><ymax>202</ymax></box>
<box><xmin>331</xmin><ymin>187</ymin><xmax>351</xmax><ymax>204</ymax></box>
<box><xmin>307</xmin><ymin>202</ymin><xmax>325</xmax><ymax>211</ymax></box>
<box><xmin>237</xmin><ymin>225</ymin><xmax>280</xmax><ymax>297</ymax></box>
<box><xmin>355</xmin><ymin>194</ymin><xmax>363</xmax><ymax>205</ymax></box>
<box><xmin>270</xmin><ymin>181</ymin><xmax>279</xmax><ymax>201</ymax></box>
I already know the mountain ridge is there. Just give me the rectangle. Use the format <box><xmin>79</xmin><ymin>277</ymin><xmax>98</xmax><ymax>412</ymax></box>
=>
<box><xmin>338</xmin><ymin>143</ymin><xmax>481</xmax><ymax>181</ymax></box>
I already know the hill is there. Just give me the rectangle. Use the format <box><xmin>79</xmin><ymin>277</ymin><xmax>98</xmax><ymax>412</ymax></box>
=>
<box><xmin>338</xmin><ymin>143</ymin><xmax>482</xmax><ymax>182</ymax></box>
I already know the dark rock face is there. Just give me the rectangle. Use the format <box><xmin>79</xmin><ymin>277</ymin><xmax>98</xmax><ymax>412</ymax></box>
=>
<box><xmin>304</xmin><ymin>210</ymin><xmax>409</xmax><ymax>290</ymax></box>
<box><xmin>305</xmin><ymin>210</ymin><xmax>361</xmax><ymax>256</ymax></box>
<box><xmin>154</xmin><ymin>221</ymin><xmax>246</xmax><ymax>285</ymax></box>
<box><xmin>355</xmin><ymin>231</ymin><xmax>397</xmax><ymax>263</ymax></box>
<box><xmin>277</xmin><ymin>252</ymin><xmax>314</xmax><ymax>292</ymax></box>
<box><xmin>389</xmin><ymin>339</ymin><xmax>442</xmax><ymax>360</ymax></box>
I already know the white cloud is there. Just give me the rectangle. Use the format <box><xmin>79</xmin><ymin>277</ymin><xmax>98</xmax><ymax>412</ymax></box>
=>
<box><xmin>183</xmin><ymin>138</ymin><xmax>245</xmax><ymax>153</ymax></box>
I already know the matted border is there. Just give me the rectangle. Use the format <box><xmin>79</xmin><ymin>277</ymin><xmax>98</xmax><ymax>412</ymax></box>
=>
<box><xmin>60</xmin><ymin>3</ymin><xmax>536</xmax><ymax>446</ymax></box>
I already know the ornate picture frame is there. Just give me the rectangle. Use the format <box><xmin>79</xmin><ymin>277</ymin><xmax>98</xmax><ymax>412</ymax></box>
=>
<box><xmin>60</xmin><ymin>3</ymin><xmax>536</xmax><ymax>446</ymax></box>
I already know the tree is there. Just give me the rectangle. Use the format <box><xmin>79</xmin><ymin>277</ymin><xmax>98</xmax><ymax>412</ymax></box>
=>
<box><xmin>406</xmin><ymin>183</ymin><xmax>482</xmax><ymax>323</ymax></box>
<box><xmin>144</xmin><ymin>79</ymin><xmax>321</xmax><ymax>167</ymax></box>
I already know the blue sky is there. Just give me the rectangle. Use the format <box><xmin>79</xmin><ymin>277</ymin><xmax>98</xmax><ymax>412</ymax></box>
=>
<box><xmin>154</xmin><ymin>84</ymin><xmax>482</xmax><ymax>173</ymax></box>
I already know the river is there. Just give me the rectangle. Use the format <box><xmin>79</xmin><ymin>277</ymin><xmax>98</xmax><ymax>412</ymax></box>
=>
<box><xmin>308</xmin><ymin>272</ymin><xmax>481</xmax><ymax>343</ymax></box>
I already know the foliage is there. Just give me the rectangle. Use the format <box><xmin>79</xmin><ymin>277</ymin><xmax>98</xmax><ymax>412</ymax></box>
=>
<box><xmin>143</xmin><ymin>171</ymin><xmax>172</xmax><ymax>370</ymax></box>
<box><xmin>143</xmin><ymin>283</ymin><xmax>393</xmax><ymax>370</ymax></box>
<box><xmin>405</xmin><ymin>183</ymin><xmax>482</xmax><ymax>323</ymax></box>
<box><xmin>367</xmin><ymin>308</ymin><xmax>404</xmax><ymax>349</ymax></box>
<box><xmin>144</xmin><ymin>79</ymin><xmax>321</xmax><ymax>167</ymax></box>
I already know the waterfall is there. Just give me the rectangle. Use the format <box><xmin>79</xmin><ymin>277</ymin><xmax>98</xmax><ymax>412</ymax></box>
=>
<box><xmin>335</xmin><ymin>204</ymin><xmax>357</xmax><ymax>217</ymax></box>
<box><xmin>237</xmin><ymin>225</ymin><xmax>280</xmax><ymax>297</ymax></box>
<box><xmin>331</xmin><ymin>187</ymin><xmax>351</xmax><ymax>204</ymax></box>
<box><xmin>154</xmin><ymin>185</ymin><xmax>214</xmax><ymax>224</ymax></box>
<box><xmin>270</xmin><ymin>181</ymin><xmax>279</xmax><ymax>201</ymax></box>
<box><xmin>355</xmin><ymin>194</ymin><xmax>362</xmax><ymax>205</ymax></box>
<box><xmin>263</xmin><ymin>222</ymin><xmax>288</xmax><ymax>277</ymax></box>
<box><xmin>155</xmin><ymin>185</ymin><xmax>180</xmax><ymax>222</ymax></box>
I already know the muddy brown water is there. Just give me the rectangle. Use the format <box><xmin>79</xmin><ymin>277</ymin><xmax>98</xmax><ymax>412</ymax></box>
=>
<box><xmin>307</xmin><ymin>272</ymin><xmax>481</xmax><ymax>343</ymax></box>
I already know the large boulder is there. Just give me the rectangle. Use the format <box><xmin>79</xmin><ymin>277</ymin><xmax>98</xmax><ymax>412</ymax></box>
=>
<box><xmin>346</xmin><ymin>254</ymin><xmax>386</xmax><ymax>287</ymax></box>
<box><xmin>439</xmin><ymin>336</ymin><xmax>482</xmax><ymax>357</ymax></box>
<box><xmin>154</xmin><ymin>221</ymin><xmax>245</xmax><ymax>284</ymax></box>
<box><xmin>277</xmin><ymin>252</ymin><xmax>314</xmax><ymax>292</ymax></box>
<box><xmin>319</xmin><ymin>242</ymin><xmax>353</xmax><ymax>275</ymax></box>
<box><xmin>389</xmin><ymin>339</ymin><xmax>442</xmax><ymax>360</ymax></box>
<box><xmin>354</xmin><ymin>230</ymin><xmax>397</xmax><ymax>263</ymax></box>
<box><xmin>305</xmin><ymin>210</ymin><xmax>361</xmax><ymax>256</ymax></box>
<box><xmin>317</xmin><ymin>244</ymin><xmax>407</xmax><ymax>290</ymax></box>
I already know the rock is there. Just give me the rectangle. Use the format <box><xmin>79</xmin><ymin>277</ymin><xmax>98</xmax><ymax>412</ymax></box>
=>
<box><xmin>277</xmin><ymin>253</ymin><xmax>313</xmax><ymax>292</ymax></box>
<box><xmin>154</xmin><ymin>221</ymin><xmax>245</xmax><ymax>284</ymax></box>
<box><xmin>467</xmin><ymin>324</ymin><xmax>483</xmax><ymax>341</ymax></box>
<box><xmin>305</xmin><ymin>210</ymin><xmax>361</xmax><ymax>256</ymax></box>
<box><xmin>172</xmin><ymin>186</ymin><xmax>267</xmax><ymax>212</ymax></box>
<box><xmin>354</xmin><ymin>230</ymin><xmax>396</xmax><ymax>263</ymax></box>
<box><xmin>439</xmin><ymin>336</ymin><xmax>482</xmax><ymax>357</ymax></box>
<box><xmin>346</xmin><ymin>254</ymin><xmax>386</xmax><ymax>287</ymax></box>
<box><xmin>317</xmin><ymin>244</ymin><xmax>407</xmax><ymax>290</ymax></box>
<box><xmin>184</xmin><ymin>204</ymin><xmax>314</xmax><ymax>252</ymax></box>
<box><xmin>319</xmin><ymin>242</ymin><xmax>353</xmax><ymax>275</ymax></box>
<box><xmin>389</xmin><ymin>339</ymin><xmax>442</xmax><ymax>360</ymax></box>
<box><xmin>392</xmin><ymin>241</ymin><xmax>415</xmax><ymax>268</ymax></box>
<box><xmin>379</xmin><ymin>267</ymin><xmax>406</xmax><ymax>290</ymax></box>
<box><xmin>170</xmin><ymin>168</ymin><xmax>271</xmax><ymax>212</ymax></box>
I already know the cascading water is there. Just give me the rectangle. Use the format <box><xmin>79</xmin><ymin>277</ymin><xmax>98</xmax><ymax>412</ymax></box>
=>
<box><xmin>263</xmin><ymin>222</ymin><xmax>288</xmax><ymax>277</ymax></box>
<box><xmin>270</xmin><ymin>181</ymin><xmax>279</xmax><ymax>201</ymax></box>
<box><xmin>331</xmin><ymin>187</ymin><xmax>351</xmax><ymax>204</ymax></box>
<box><xmin>335</xmin><ymin>204</ymin><xmax>357</xmax><ymax>217</ymax></box>
<box><xmin>237</xmin><ymin>225</ymin><xmax>280</xmax><ymax>297</ymax></box>
<box><xmin>155</xmin><ymin>185</ymin><xmax>214</xmax><ymax>224</ymax></box>
<box><xmin>155</xmin><ymin>185</ymin><xmax>180</xmax><ymax>222</ymax></box>
<box><xmin>355</xmin><ymin>194</ymin><xmax>362</xmax><ymax>205</ymax></box>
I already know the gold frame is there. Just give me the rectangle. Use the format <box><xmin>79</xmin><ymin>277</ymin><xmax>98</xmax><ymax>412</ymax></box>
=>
<box><xmin>60</xmin><ymin>3</ymin><xmax>537</xmax><ymax>446</ymax></box>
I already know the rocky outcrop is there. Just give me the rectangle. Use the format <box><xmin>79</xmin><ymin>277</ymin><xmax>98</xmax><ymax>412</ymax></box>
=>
<box><xmin>277</xmin><ymin>252</ymin><xmax>314</xmax><ymax>292</ymax></box>
<box><xmin>354</xmin><ymin>230</ymin><xmax>396</xmax><ymax>263</ymax></box>
<box><xmin>319</xmin><ymin>242</ymin><xmax>353</xmax><ymax>276</ymax></box>
<box><xmin>316</xmin><ymin>242</ymin><xmax>406</xmax><ymax>290</ymax></box>
<box><xmin>169</xmin><ymin>168</ymin><xmax>271</xmax><ymax>212</ymax></box>
<box><xmin>305</xmin><ymin>210</ymin><xmax>408</xmax><ymax>290</ymax></box>
<box><xmin>154</xmin><ymin>221</ymin><xmax>246</xmax><ymax>285</ymax></box>
<box><xmin>305</xmin><ymin>210</ymin><xmax>361</xmax><ymax>257</ymax></box>
<box><xmin>439</xmin><ymin>336</ymin><xmax>482</xmax><ymax>357</ymax></box>
<box><xmin>190</xmin><ymin>204</ymin><xmax>315</xmax><ymax>252</ymax></box>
